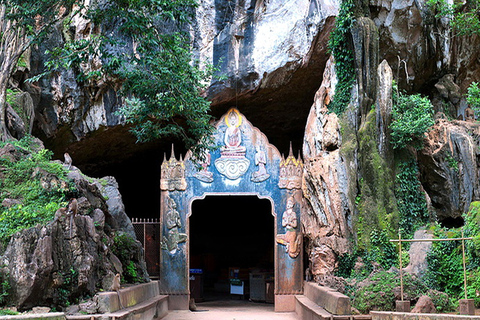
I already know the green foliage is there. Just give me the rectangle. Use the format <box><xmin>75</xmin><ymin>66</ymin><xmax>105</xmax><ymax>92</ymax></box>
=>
<box><xmin>37</xmin><ymin>0</ymin><xmax>216</xmax><ymax>159</ymax></box>
<box><xmin>55</xmin><ymin>268</ymin><xmax>78</xmax><ymax>307</ymax></box>
<box><xmin>352</xmin><ymin>270</ymin><xmax>453</xmax><ymax>313</ymax></box>
<box><xmin>395</xmin><ymin>161</ymin><xmax>430</xmax><ymax>236</ymax></box>
<box><xmin>466</xmin><ymin>82</ymin><xmax>480</xmax><ymax>116</ymax></box>
<box><xmin>391</xmin><ymin>89</ymin><xmax>435</xmax><ymax>150</ymax></box>
<box><xmin>424</xmin><ymin>227</ymin><xmax>464</xmax><ymax>300</ymax></box>
<box><xmin>0</xmin><ymin>271</ymin><xmax>11</xmax><ymax>306</ymax></box>
<box><xmin>369</xmin><ymin>229</ymin><xmax>397</xmax><ymax>269</ymax></box>
<box><xmin>355</xmin><ymin>110</ymin><xmax>398</xmax><ymax>250</ymax></box>
<box><xmin>0</xmin><ymin>137</ymin><xmax>75</xmax><ymax>245</ymax></box>
<box><xmin>446</xmin><ymin>152</ymin><xmax>459</xmax><ymax>172</ymax></box>
<box><xmin>427</xmin><ymin>0</ymin><xmax>480</xmax><ymax>36</ymax></box>
<box><xmin>0</xmin><ymin>309</ymin><xmax>18</xmax><ymax>316</ymax></box>
<box><xmin>425</xmin><ymin>206</ymin><xmax>480</xmax><ymax>306</ymax></box>
<box><xmin>328</xmin><ymin>0</ymin><xmax>356</xmax><ymax>115</ymax></box>
<box><xmin>112</xmin><ymin>232</ymin><xmax>142</xmax><ymax>283</ymax></box>
<box><xmin>336</xmin><ymin>229</ymin><xmax>396</xmax><ymax>279</ymax></box>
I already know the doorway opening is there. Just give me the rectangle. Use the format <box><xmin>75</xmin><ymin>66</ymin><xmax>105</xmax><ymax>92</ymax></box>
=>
<box><xmin>189</xmin><ymin>195</ymin><xmax>274</xmax><ymax>303</ymax></box>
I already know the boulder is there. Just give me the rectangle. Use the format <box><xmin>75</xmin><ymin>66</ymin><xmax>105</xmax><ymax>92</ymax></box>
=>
<box><xmin>0</xmin><ymin>157</ymin><xmax>148</xmax><ymax>311</ymax></box>
<box><xmin>411</xmin><ymin>295</ymin><xmax>437</xmax><ymax>313</ymax></box>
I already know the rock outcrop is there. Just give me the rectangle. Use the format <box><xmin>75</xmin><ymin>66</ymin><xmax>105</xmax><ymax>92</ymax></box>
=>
<box><xmin>302</xmin><ymin>56</ymin><xmax>351</xmax><ymax>278</ymax></box>
<box><xmin>418</xmin><ymin>118</ymin><xmax>480</xmax><ymax>224</ymax></box>
<box><xmin>0</xmin><ymin>145</ymin><xmax>148</xmax><ymax>310</ymax></box>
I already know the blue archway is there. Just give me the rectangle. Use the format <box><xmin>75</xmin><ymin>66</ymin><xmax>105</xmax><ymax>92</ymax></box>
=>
<box><xmin>159</xmin><ymin>108</ymin><xmax>303</xmax><ymax>311</ymax></box>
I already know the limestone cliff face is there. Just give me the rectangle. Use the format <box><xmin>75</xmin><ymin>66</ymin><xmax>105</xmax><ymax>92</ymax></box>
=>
<box><xmin>8</xmin><ymin>0</ymin><xmax>480</xmax><ymax>278</ymax></box>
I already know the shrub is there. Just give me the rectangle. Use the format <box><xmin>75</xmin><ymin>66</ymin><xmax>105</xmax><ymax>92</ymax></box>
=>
<box><xmin>112</xmin><ymin>232</ymin><xmax>142</xmax><ymax>283</ymax></box>
<box><xmin>0</xmin><ymin>137</ymin><xmax>75</xmax><ymax>245</ymax></box>
<box><xmin>352</xmin><ymin>270</ymin><xmax>453</xmax><ymax>313</ymax></box>
<box><xmin>395</xmin><ymin>161</ymin><xmax>430</xmax><ymax>235</ymax></box>
<box><xmin>328</xmin><ymin>0</ymin><xmax>356</xmax><ymax>115</ymax></box>
<box><xmin>390</xmin><ymin>90</ymin><xmax>435</xmax><ymax>150</ymax></box>
<box><xmin>466</xmin><ymin>82</ymin><xmax>480</xmax><ymax>116</ymax></box>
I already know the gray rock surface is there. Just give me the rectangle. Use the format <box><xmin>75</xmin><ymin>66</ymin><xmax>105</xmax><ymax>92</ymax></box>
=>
<box><xmin>0</xmin><ymin>146</ymin><xmax>148</xmax><ymax>311</ymax></box>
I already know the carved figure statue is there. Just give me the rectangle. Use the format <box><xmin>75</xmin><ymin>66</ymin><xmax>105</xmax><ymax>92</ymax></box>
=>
<box><xmin>251</xmin><ymin>145</ymin><xmax>270</xmax><ymax>182</ymax></box>
<box><xmin>193</xmin><ymin>150</ymin><xmax>213</xmax><ymax>183</ymax></box>
<box><xmin>161</xmin><ymin>197</ymin><xmax>187</xmax><ymax>254</ymax></box>
<box><xmin>276</xmin><ymin>197</ymin><xmax>302</xmax><ymax>258</ymax></box>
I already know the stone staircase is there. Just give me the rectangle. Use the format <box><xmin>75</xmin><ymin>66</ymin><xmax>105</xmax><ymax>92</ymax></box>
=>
<box><xmin>295</xmin><ymin>281</ymin><xmax>372</xmax><ymax>320</ymax></box>
<box><xmin>66</xmin><ymin>281</ymin><xmax>168</xmax><ymax>320</ymax></box>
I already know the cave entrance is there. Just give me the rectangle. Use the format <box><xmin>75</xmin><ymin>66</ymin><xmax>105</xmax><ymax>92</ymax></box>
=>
<box><xmin>189</xmin><ymin>195</ymin><xmax>275</xmax><ymax>303</ymax></box>
<box><xmin>158</xmin><ymin>108</ymin><xmax>303</xmax><ymax>311</ymax></box>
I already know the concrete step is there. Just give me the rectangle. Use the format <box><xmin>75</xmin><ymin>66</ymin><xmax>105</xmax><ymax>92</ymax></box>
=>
<box><xmin>304</xmin><ymin>282</ymin><xmax>351</xmax><ymax>315</ymax></box>
<box><xmin>295</xmin><ymin>295</ymin><xmax>333</xmax><ymax>320</ymax></box>
<box><xmin>97</xmin><ymin>281</ymin><xmax>161</xmax><ymax>313</ymax></box>
<box><xmin>66</xmin><ymin>294</ymin><xmax>168</xmax><ymax>320</ymax></box>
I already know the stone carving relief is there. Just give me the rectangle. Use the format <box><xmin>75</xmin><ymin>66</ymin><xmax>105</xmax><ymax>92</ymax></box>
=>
<box><xmin>251</xmin><ymin>145</ymin><xmax>270</xmax><ymax>182</ymax></box>
<box><xmin>214</xmin><ymin>109</ymin><xmax>250</xmax><ymax>180</ymax></box>
<box><xmin>160</xmin><ymin>145</ymin><xmax>187</xmax><ymax>191</ymax></box>
<box><xmin>276</xmin><ymin>196</ymin><xmax>302</xmax><ymax>259</ymax></box>
<box><xmin>193</xmin><ymin>150</ymin><xmax>213</xmax><ymax>183</ymax></box>
<box><xmin>278</xmin><ymin>145</ymin><xmax>303</xmax><ymax>190</ymax></box>
<box><xmin>161</xmin><ymin>196</ymin><xmax>187</xmax><ymax>254</ymax></box>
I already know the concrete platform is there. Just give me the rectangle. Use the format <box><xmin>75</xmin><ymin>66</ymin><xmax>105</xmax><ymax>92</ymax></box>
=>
<box><xmin>162</xmin><ymin>298</ymin><xmax>298</xmax><ymax>320</ymax></box>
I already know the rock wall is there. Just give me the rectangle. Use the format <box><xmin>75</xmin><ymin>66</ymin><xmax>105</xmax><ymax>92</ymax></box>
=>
<box><xmin>0</xmin><ymin>145</ymin><xmax>148</xmax><ymax>310</ymax></box>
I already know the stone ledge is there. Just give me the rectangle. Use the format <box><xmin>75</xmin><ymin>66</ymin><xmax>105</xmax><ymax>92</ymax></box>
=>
<box><xmin>97</xmin><ymin>281</ymin><xmax>160</xmax><ymax>313</ymax></box>
<box><xmin>371</xmin><ymin>311</ymin><xmax>480</xmax><ymax>320</ymax></box>
<box><xmin>296</xmin><ymin>295</ymin><xmax>332</xmax><ymax>320</ymax></box>
<box><xmin>66</xmin><ymin>294</ymin><xmax>168</xmax><ymax>320</ymax></box>
<box><xmin>304</xmin><ymin>282</ymin><xmax>351</xmax><ymax>315</ymax></box>
<box><xmin>0</xmin><ymin>313</ymin><xmax>65</xmax><ymax>320</ymax></box>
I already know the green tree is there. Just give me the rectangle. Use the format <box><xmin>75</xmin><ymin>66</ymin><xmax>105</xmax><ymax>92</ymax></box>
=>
<box><xmin>390</xmin><ymin>89</ymin><xmax>435</xmax><ymax>150</ymax></box>
<box><xmin>1</xmin><ymin>0</ymin><xmax>215</xmax><ymax>158</ymax></box>
<box><xmin>427</xmin><ymin>0</ymin><xmax>480</xmax><ymax>36</ymax></box>
<box><xmin>466</xmin><ymin>82</ymin><xmax>480</xmax><ymax>116</ymax></box>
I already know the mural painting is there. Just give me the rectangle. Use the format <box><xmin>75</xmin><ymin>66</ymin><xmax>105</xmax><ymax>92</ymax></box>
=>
<box><xmin>159</xmin><ymin>108</ymin><xmax>303</xmax><ymax>311</ymax></box>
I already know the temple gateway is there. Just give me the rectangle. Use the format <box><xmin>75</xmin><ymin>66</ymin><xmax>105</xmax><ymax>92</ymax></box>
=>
<box><xmin>159</xmin><ymin>108</ymin><xmax>304</xmax><ymax>311</ymax></box>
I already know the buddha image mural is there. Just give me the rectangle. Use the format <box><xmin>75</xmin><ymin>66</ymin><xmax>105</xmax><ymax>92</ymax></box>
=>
<box><xmin>221</xmin><ymin>109</ymin><xmax>246</xmax><ymax>154</ymax></box>
<box><xmin>276</xmin><ymin>196</ymin><xmax>302</xmax><ymax>258</ymax></box>
<box><xmin>161</xmin><ymin>196</ymin><xmax>187</xmax><ymax>254</ymax></box>
<box><xmin>215</xmin><ymin>108</ymin><xmax>250</xmax><ymax>180</ymax></box>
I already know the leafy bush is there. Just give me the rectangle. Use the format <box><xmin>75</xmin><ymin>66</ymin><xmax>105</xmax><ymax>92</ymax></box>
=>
<box><xmin>390</xmin><ymin>90</ymin><xmax>435</xmax><ymax>150</ymax></box>
<box><xmin>426</xmin><ymin>0</ymin><xmax>480</xmax><ymax>36</ymax></box>
<box><xmin>466</xmin><ymin>82</ymin><xmax>480</xmax><ymax>116</ymax></box>
<box><xmin>0</xmin><ymin>137</ymin><xmax>75</xmax><ymax>245</ymax></box>
<box><xmin>0</xmin><ymin>271</ymin><xmax>11</xmax><ymax>306</ymax></box>
<box><xmin>395</xmin><ymin>161</ymin><xmax>430</xmax><ymax>235</ymax></box>
<box><xmin>352</xmin><ymin>270</ymin><xmax>453</xmax><ymax>313</ymax></box>
<box><xmin>328</xmin><ymin>0</ymin><xmax>356</xmax><ymax>115</ymax></box>
<box><xmin>336</xmin><ymin>229</ymin><xmax>396</xmax><ymax>279</ymax></box>
<box><xmin>112</xmin><ymin>232</ymin><xmax>142</xmax><ymax>283</ymax></box>
<box><xmin>425</xmin><ymin>206</ymin><xmax>480</xmax><ymax>306</ymax></box>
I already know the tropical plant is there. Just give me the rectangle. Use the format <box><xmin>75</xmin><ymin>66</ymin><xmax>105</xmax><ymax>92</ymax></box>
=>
<box><xmin>390</xmin><ymin>89</ymin><xmax>435</xmax><ymax>150</ymax></box>
<box><xmin>1</xmin><ymin>0</ymin><xmax>215</xmax><ymax>158</ymax></box>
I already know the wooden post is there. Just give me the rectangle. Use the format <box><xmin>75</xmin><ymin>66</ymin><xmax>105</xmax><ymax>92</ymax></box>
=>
<box><xmin>462</xmin><ymin>229</ymin><xmax>467</xmax><ymax>300</ymax></box>
<box><xmin>399</xmin><ymin>231</ymin><xmax>403</xmax><ymax>301</ymax></box>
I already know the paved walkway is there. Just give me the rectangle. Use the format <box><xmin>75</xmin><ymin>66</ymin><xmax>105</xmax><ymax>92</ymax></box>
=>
<box><xmin>161</xmin><ymin>299</ymin><xmax>298</xmax><ymax>320</ymax></box>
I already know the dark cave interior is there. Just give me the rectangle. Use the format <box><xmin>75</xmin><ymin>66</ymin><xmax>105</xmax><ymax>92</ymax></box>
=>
<box><xmin>70</xmin><ymin>130</ymin><xmax>303</xmax><ymax>220</ymax></box>
<box><xmin>189</xmin><ymin>196</ymin><xmax>274</xmax><ymax>299</ymax></box>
